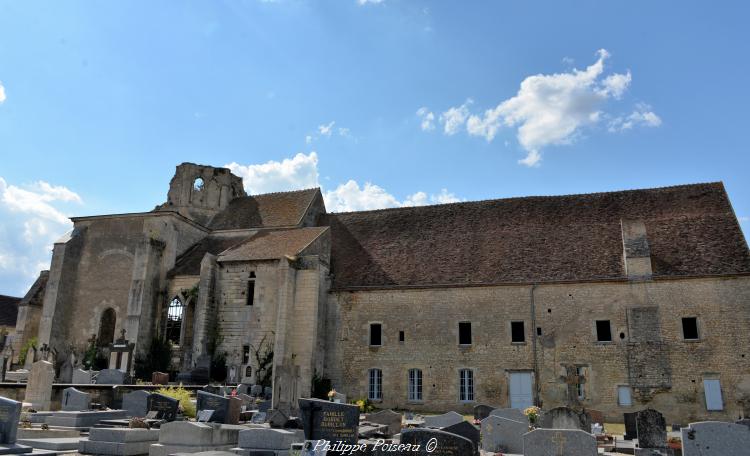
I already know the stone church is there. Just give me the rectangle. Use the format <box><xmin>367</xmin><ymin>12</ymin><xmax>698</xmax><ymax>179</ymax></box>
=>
<box><xmin>11</xmin><ymin>162</ymin><xmax>750</xmax><ymax>422</ymax></box>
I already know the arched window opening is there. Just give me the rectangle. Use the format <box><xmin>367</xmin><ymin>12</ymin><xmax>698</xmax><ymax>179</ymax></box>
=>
<box><xmin>98</xmin><ymin>308</ymin><xmax>116</xmax><ymax>347</ymax></box>
<box><xmin>165</xmin><ymin>297</ymin><xmax>185</xmax><ymax>345</ymax></box>
<box><xmin>193</xmin><ymin>177</ymin><xmax>204</xmax><ymax>192</ymax></box>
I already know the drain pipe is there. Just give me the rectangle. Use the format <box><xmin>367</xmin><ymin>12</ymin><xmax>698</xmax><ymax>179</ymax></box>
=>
<box><xmin>530</xmin><ymin>283</ymin><xmax>540</xmax><ymax>406</ymax></box>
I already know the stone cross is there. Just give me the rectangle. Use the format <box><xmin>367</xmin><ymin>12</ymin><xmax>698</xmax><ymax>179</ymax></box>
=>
<box><xmin>552</xmin><ymin>431</ymin><xmax>567</xmax><ymax>456</ymax></box>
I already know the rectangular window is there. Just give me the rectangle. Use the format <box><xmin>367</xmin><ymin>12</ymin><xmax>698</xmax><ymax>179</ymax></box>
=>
<box><xmin>704</xmin><ymin>379</ymin><xmax>723</xmax><ymax>411</ymax></box>
<box><xmin>368</xmin><ymin>369</ymin><xmax>382</xmax><ymax>401</ymax></box>
<box><xmin>511</xmin><ymin>321</ymin><xmax>525</xmax><ymax>343</ymax></box>
<box><xmin>459</xmin><ymin>369</ymin><xmax>474</xmax><ymax>402</ymax></box>
<box><xmin>596</xmin><ymin>320</ymin><xmax>612</xmax><ymax>342</ymax></box>
<box><xmin>682</xmin><ymin>317</ymin><xmax>699</xmax><ymax>340</ymax></box>
<box><xmin>246</xmin><ymin>273</ymin><xmax>255</xmax><ymax>306</ymax></box>
<box><xmin>458</xmin><ymin>322</ymin><xmax>472</xmax><ymax>345</ymax></box>
<box><xmin>242</xmin><ymin>345</ymin><xmax>250</xmax><ymax>364</ymax></box>
<box><xmin>370</xmin><ymin>323</ymin><xmax>382</xmax><ymax>346</ymax></box>
<box><xmin>399</xmin><ymin>331</ymin><xmax>405</xmax><ymax>342</ymax></box>
<box><xmin>617</xmin><ymin>386</ymin><xmax>632</xmax><ymax>406</ymax></box>
<box><xmin>576</xmin><ymin>366</ymin><xmax>587</xmax><ymax>400</ymax></box>
<box><xmin>536</xmin><ymin>327</ymin><xmax>543</xmax><ymax>336</ymax></box>
<box><xmin>408</xmin><ymin>369</ymin><xmax>422</xmax><ymax>401</ymax></box>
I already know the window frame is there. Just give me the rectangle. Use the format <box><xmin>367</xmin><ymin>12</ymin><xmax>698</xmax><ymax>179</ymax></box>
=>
<box><xmin>165</xmin><ymin>297</ymin><xmax>185</xmax><ymax>345</ymax></box>
<box><xmin>510</xmin><ymin>320</ymin><xmax>526</xmax><ymax>344</ymax></box>
<box><xmin>368</xmin><ymin>368</ymin><xmax>383</xmax><ymax>401</ymax></box>
<box><xmin>407</xmin><ymin>368</ymin><xmax>423</xmax><ymax>402</ymax></box>
<box><xmin>458</xmin><ymin>368</ymin><xmax>475</xmax><ymax>403</ymax></box>
<box><xmin>595</xmin><ymin>320</ymin><xmax>613</xmax><ymax>343</ymax></box>
<box><xmin>369</xmin><ymin>323</ymin><xmax>383</xmax><ymax>347</ymax></box>
<box><xmin>246</xmin><ymin>271</ymin><xmax>256</xmax><ymax>306</ymax></box>
<box><xmin>681</xmin><ymin>317</ymin><xmax>700</xmax><ymax>341</ymax></box>
<box><xmin>458</xmin><ymin>321</ymin><xmax>472</xmax><ymax>346</ymax></box>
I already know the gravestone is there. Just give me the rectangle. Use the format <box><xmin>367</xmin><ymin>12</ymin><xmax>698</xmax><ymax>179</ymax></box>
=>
<box><xmin>490</xmin><ymin>407</ymin><xmax>529</xmax><ymax>424</ymax></box>
<box><xmin>72</xmin><ymin>369</ymin><xmax>93</xmax><ymax>384</ymax></box>
<box><xmin>473</xmin><ymin>404</ymin><xmax>494</xmax><ymax>421</ymax></box>
<box><xmin>250</xmin><ymin>412</ymin><xmax>266</xmax><ymax>424</ymax></box>
<box><xmin>79</xmin><ymin>427</ymin><xmax>159</xmax><ymax>456</ymax></box>
<box><xmin>267</xmin><ymin>409</ymin><xmax>289</xmax><ymax>429</ymax></box>
<box><xmin>423</xmin><ymin>411</ymin><xmax>464</xmax><ymax>429</ymax></box>
<box><xmin>122</xmin><ymin>390</ymin><xmax>151</xmax><ymax>417</ymax></box>
<box><xmin>441</xmin><ymin>420</ymin><xmax>480</xmax><ymax>455</ymax></box>
<box><xmin>250</xmin><ymin>385</ymin><xmax>263</xmax><ymax>397</ymax></box>
<box><xmin>736</xmin><ymin>418</ymin><xmax>750</xmax><ymax>429</ymax></box>
<box><xmin>636</xmin><ymin>408</ymin><xmax>667</xmax><ymax>449</ymax></box>
<box><xmin>96</xmin><ymin>369</ymin><xmax>126</xmax><ymax>385</ymax></box>
<box><xmin>263</xmin><ymin>386</ymin><xmax>272</xmax><ymax>399</ymax></box>
<box><xmin>0</xmin><ymin>396</ymin><xmax>23</xmax><ymax>444</ymax></box>
<box><xmin>400</xmin><ymin>428</ymin><xmax>474</xmax><ymax>455</ymax></box>
<box><xmin>523</xmin><ymin>429</ymin><xmax>597</xmax><ymax>456</ymax></box>
<box><xmin>196</xmin><ymin>391</ymin><xmax>230</xmax><ymax>424</ymax></box>
<box><xmin>236</xmin><ymin>384</ymin><xmax>250</xmax><ymax>395</ymax></box>
<box><xmin>234</xmin><ymin>428</ymin><xmax>303</xmax><ymax>456</ymax></box>
<box><xmin>196</xmin><ymin>410</ymin><xmax>214</xmax><ymax>423</ymax></box>
<box><xmin>539</xmin><ymin>406</ymin><xmax>591</xmax><ymax>431</ymax></box>
<box><xmin>365</xmin><ymin>409</ymin><xmax>402</xmax><ymax>437</ymax></box>
<box><xmin>147</xmin><ymin>393</ymin><xmax>179</xmax><ymax>422</ymax></box>
<box><xmin>624</xmin><ymin>412</ymin><xmax>638</xmax><ymax>440</ymax></box>
<box><xmin>298</xmin><ymin>398</ymin><xmax>359</xmax><ymax>444</ymax></box>
<box><xmin>24</xmin><ymin>360</ymin><xmax>54</xmax><ymax>410</ymax></box>
<box><xmin>257</xmin><ymin>400</ymin><xmax>271</xmax><ymax>413</ymax></box>
<box><xmin>480</xmin><ymin>415</ymin><xmax>527</xmax><ymax>454</ymax></box>
<box><xmin>681</xmin><ymin>421</ymin><xmax>750</xmax><ymax>456</ymax></box>
<box><xmin>148</xmin><ymin>421</ymin><xmax>242</xmax><ymax>456</ymax></box>
<box><xmin>151</xmin><ymin>372</ymin><xmax>169</xmax><ymax>385</ymax></box>
<box><xmin>61</xmin><ymin>387</ymin><xmax>91</xmax><ymax>411</ymax></box>
<box><xmin>227</xmin><ymin>397</ymin><xmax>242</xmax><ymax>425</ymax></box>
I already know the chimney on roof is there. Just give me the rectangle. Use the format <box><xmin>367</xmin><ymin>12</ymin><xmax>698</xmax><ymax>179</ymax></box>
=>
<box><xmin>621</xmin><ymin>219</ymin><xmax>653</xmax><ymax>279</ymax></box>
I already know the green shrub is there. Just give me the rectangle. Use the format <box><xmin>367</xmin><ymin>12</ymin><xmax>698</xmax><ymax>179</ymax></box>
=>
<box><xmin>18</xmin><ymin>337</ymin><xmax>38</xmax><ymax>366</ymax></box>
<box><xmin>156</xmin><ymin>385</ymin><xmax>195</xmax><ymax>418</ymax></box>
<box><xmin>134</xmin><ymin>337</ymin><xmax>173</xmax><ymax>381</ymax></box>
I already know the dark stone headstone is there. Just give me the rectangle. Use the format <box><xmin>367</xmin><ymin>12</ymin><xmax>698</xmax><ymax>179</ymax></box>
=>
<box><xmin>441</xmin><ymin>420</ymin><xmax>480</xmax><ymax>456</ymax></box>
<box><xmin>298</xmin><ymin>398</ymin><xmax>359</xmax><ymax>444</ymax></box>
<box><xmin>0</xmin><ymin>396</ymin><xmax>22</xmax><ymax>444</ymax></box>
<box><xmin>196</xmin><ymin>390</ymin><xmax>230</xmax><ymax>424</ymax></box>
<box><xmin>624</xmin><ymin>412</ymin><xmax>638</xmax><ymax>440</ymax></box>
<box><xmin>122</xmin><ymin>390</ymin><xmax>151</xmax><ymax>417</ymax></box>
<box><xmin>636</xmin><ymin>408</ymin><xmax>667</xmax><ymax>449</ymax></box>
<box><xmin>400</xmin><ymin>428</ymin><xmax>475</xmax><ymax>455</ymax></box>
<box><xmin>473</xmin><ymin>404</ymin><xmax>494</xmax><ymax>421</ymax></box>
<box><xmin>61</xmin><ymin>387</ymin><xmax>91</xmax><ymax>411</ymax></box>
<box><xmin>263</xmin><ymin>387</ymin><xmax>272</xmax><ymax>399</ymax></box>
<box><xmin>147</xmin><ymin>393</ymin><xmax>179</xmax><ymax>422</ymax></box>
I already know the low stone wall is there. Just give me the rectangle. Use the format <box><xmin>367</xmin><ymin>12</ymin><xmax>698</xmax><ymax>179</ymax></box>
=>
<box><xmin>0</xmin><ymin>383</ymin><xmax>207</xmax><ymax>411</ymax></box>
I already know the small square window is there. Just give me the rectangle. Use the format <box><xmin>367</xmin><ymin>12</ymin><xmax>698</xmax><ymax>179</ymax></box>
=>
<box><xmin>596</xmin><ymin>320</ymin><xmax>612</xmax><ymax>342</ymax></box>
<box><xmin>536</xmin><ymin>327</ymin><xmax>543</xmax><ymax>336</ymax></box>
<box><xmin>511</xmin><ymin>321</ymin><xmax>525</xmax><ymax>343</ymax></box>
<box><xmin>458</xmin><ymin>322</ymin><xmax>472</xmax><ymax>345</ymax></box>
<box><xmin>618</xmin><ymin>386</ymin><xmax>632</xmax><ymax>406</ymax></box>
<box><xmin>370</xmin><ymin>323</ymin><xmax>382</xmax><ymax>346</ymax></box>
<box><xmin>399</xmin><ymin>330</ymin><xmax>405</xmax><ymax>342</ymax></box>
<box><xmin>682</xmin><ymin>317</ymin><xmax>699</xmax><ymax>340</ymax></box>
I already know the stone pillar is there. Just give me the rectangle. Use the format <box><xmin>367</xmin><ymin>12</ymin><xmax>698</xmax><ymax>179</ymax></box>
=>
<box><xmin>191</xmin><ymin>253</ymin><xmax>218</xmax><ymax>366</ymax></box>
<box><xmin>271</xmin><ymin>258</ymin><xmax>297</xmax><ymax>413</ymax></box>
<box><xmin>125</xmin><ymin>237</ymin><xmax>165</xmax><ymax>357</ymax></box>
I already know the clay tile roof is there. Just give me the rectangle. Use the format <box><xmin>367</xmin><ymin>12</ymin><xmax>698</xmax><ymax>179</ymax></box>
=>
<box><xmin>218</xmin><ymin>227</ymin><xmax>329</xmax><ymax>262</ymax></box>
<box><xmin>0</xmin><ymin>295</ymin><xmax>20</xmax><ymax>327</ymax></box>
<box><xmin>169</xmin><ymin>233</ymin><xmax>251</xmax><ymax>277</ymax></box>
<box><xmin>323</xmin><ymin>182</ymin><xmax>750</xmax><ymax>289</ymax></box>
<box><xmin>208</xmin><ymin>188</ymin><xmax>319</xmax><ymax>230</ymax></box>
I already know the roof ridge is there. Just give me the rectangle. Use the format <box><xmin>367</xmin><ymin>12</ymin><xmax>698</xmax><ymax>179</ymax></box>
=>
<box><xmin>327</xmin><ymin>182</ymin><xmax>725</xmax><ymax>216</ymax></box>
<box><xmin>248</xmin><ymin>187</ymin><xmax>320</xmax><ymax>198</ymax></box>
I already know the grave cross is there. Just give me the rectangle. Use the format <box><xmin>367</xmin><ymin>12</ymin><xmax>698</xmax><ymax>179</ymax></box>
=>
<box><xmin>551</xmin><ymin>431</ymin><xmax>567</xmax><ymax>456</ymax></box>
<box><xmin>39</xmin><ymin>343</ymin><xmax>50</xmax><ymax>361</ymax></box>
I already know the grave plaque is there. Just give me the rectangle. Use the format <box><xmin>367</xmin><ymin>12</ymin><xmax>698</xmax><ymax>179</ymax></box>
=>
<box><xmin>481</xmin><ymin>415</ymin><xmax>527</xmax><ymax>454</ymax></box>
<box><xmin>298</xmin><ymin>398</ymin><xmax>359</xmax><ymax>444</ymax></box>
<box><xmin>523</xmin><ymin>429</ymin><xmax>597</xmax><ymax>456</ymax></box>
<box><xmin>61</xmin><ymin>387</ymin><xmax>91</xmax><ymax>411</ymax></box>
<box><xmin>681</xmin><ymin>421</ymin><xmax>750</xmax><ymax>456</ymax></box>
<box><xmin>0</xmin><ymin>396</ymin><xmax>22</xmax><ymax>444</ymax></box>
<box><xmin>96</xmin><ymin>369</ymin><xmax>126</xmax><ymax>385</ymax></box>
<box><xmin>636</xmin><ymin>408</ymin><xmax>667</xmax><ymax>449</ymax></box>
<box><xmin>196</xmin><ymin>390</ymin><xmax>230</xmax><ymax>424</ymax></box>
<box><xmin>197</xmin><ymin>410</ymin><xmax>214</xmax><ymax>423</ymax></box>
<box><xmin>400</xmin><ymin>428</ymin><xmax>475</xmax><ymax>456</ymax></box>
<box><xmin>147</xmin><ymin>393</ymin><xmax>179</xmax><ymax>422</ymax></box>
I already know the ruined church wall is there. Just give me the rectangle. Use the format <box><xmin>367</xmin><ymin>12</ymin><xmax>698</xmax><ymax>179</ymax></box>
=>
<box><xmin>326</xmin><ymin>276</ymin><xmax>750</xmax><ymax>423</ymax></box>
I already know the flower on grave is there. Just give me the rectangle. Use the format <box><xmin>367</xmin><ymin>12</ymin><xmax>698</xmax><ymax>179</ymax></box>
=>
<box><xmin>523</xmin><ymin>406</ymin><xmax>541</xmax><ymax>424</ymax></box>
<box><xmin>356</xmin><ymin>399</ymin><xmax>366</xmax><ymax>412</ymax></box>
<box><xmin>327</xmin><ymin>389</ymin><xmax>337</xmax><ymax>399</ymax></box>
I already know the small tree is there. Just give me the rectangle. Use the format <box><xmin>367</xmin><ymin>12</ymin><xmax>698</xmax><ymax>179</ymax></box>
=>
<box><xmin>250</xmin><ymin>333</ymin><xmax>274</xmax><ymax>388</ymax></box>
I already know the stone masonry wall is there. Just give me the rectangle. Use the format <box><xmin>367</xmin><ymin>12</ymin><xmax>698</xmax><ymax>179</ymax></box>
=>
<box><xmin>326</xmin><ymin>276</ymin><xmax>750</xmax><ymax>423</ymax></box>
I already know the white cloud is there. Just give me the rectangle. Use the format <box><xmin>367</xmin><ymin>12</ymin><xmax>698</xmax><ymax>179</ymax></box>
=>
<box><xmin>358</xmin><ymin>0</ymin><xmax>384</xmax><ymax>4</ymax></box>
<box><xmin>0</xmin><ymin>81</ymin><xmax>5</xmax><ymax>104</ymax></box>
<box><xmin>416</xmin><ymin>107</ymin><xmax>435</xmax><ymax>131</ymax></box>
<box><xmin>440</xmin><ymin>100</ymin><xmax>472</xmax><ymax>135</ymax></box>
<box><xmin>226</xmin><ymin>153</ymin><xmax>462</xmax><ymax>213</ymax></box>
<box><xmin>338</xmin><ymin>127</ymin><xmax>350</xmax><ymax>137</ymax></box>
<box><xmin>318</xmin><ymin>121</ymin><xmax>335</xmax><ymax>137</ymax></box>
<box><xmin>225</xmin><ymin>152</ymin><xmax>320</xmax><ymax>194</ymax></box>
<box><xmin>608</xmin><ymin>103</ymin><xmax>662</xmax><ymax>132</ymax></box>
<box><xmin>431</xmin><ymin>49</ymin><xmax>657</xmax><ymax>166</ymax></box>
<box><xmin>0</xmin><ymin>177</ymin><xmax>81</xmax><ymax>295</ymax></box>
<box><xmin>305</xmin><ymin>135</ymin><xmax>313</xmax><ymax>144</ymax></box>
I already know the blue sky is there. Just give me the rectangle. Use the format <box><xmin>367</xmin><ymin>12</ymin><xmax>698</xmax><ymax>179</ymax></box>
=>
<box><xmin>1</xmin><ymin>1</ymin><xmax>749</xmax><ymax>295</ymax></box>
